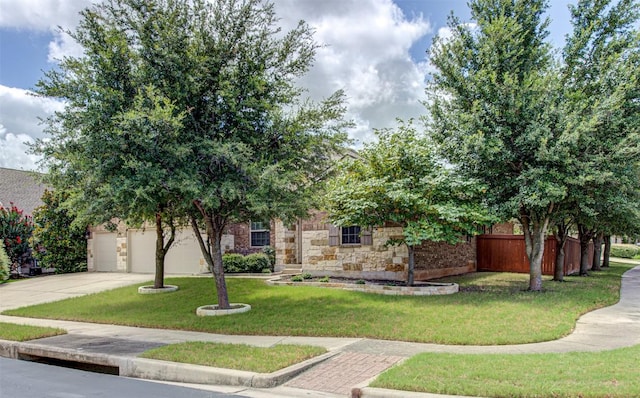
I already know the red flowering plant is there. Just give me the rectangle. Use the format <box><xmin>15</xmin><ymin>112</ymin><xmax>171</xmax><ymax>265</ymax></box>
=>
<box><xmin>0</xmin><ymin>202</ymin><xmax>34</xmax><ymax>274</ymax></box>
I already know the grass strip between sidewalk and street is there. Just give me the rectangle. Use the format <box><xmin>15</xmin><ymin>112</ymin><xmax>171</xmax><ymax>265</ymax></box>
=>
<box><xmin>140</xmin><ymin>342</ymin><xmax>326</xmax><ymax>373</ymax></box>
<box><xmin>0</xmin><ymin>322</ymin><xmax>66</xmax><ymax>341</ymax></box>
<box><xmin>371</xmin><ymin>344</ymin><xmax>640</xmax><ymax>398</ymax></box>
<box><xmin>1</xmin><ymin>263</ymin><xmax>631</xmax><ymax>345</ymax></box>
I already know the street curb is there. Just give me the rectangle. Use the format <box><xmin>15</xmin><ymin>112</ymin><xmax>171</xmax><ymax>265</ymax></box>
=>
<box><xmin>353</xmin><ymin>387</ymin><xmax>480</xmax><ymax>398</ymax></box>
<box><xmin>0</xmin><ymin>339</ymin><xmax>339</xmax><ymax>388</ymax></box>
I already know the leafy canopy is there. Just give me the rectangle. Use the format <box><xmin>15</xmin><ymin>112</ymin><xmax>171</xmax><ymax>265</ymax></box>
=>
<box><xmin>31</xmin><ymin>190</ymin><xmax>87</xmax><ymax>274</ymax></box>
<box><xmin>325</xmin><ymin>121</ymin><xmax>494</xmax><ymax>248</ymax></box>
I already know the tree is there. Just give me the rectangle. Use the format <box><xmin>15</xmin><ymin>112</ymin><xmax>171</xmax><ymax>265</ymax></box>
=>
<box><xmin>559</xmin><ymin>0</ymin><xmax>640</xmax><ymax>275</ymax></box>
<box><xmin>35</xmin><ymin>0</ymin><xmax>350</xmax><ymax>308</ymax></box>
<box><xmin>427</xmin><ymin>0</ymin><xmax>565</xmax><ymax>291</ymax></box>
<box><xmin>31</xmin><ymin>190</ymin><xmax>87</xmax><ymax>274</ymax></box>
<box><xmin>0</xmin><ymin>203</ymin><xmax>34</xmax><ymax>274</ymax></box>
<box><xmin>324</xmin><ymin>121</ymin><xmax>494</xmax><ymax>286</ymax></box>
<box><xmin>0</xmin><ymin>241</ymin><xmax>9</xmax><ymax>282</ymax></box>
<box><xmin>34</xmin><ymin>3</ymin><xmax>193</xmax><ymax>289</ymax></box>
<box><xmin>175</xmin><ymin>0</ymin><xmax>350</xmax><ymax>309</ymax></box>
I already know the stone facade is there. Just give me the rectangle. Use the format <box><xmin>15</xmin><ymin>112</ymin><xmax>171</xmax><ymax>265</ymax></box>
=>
<box><xmin>274</xmin><ymin>221</ymin><xmax>298</xmax><ymax>268</ymax></box>
<box><xmin>275</xmin><ymin>211</ymin><xmax>477</xmax><ymax>281</ymax></box>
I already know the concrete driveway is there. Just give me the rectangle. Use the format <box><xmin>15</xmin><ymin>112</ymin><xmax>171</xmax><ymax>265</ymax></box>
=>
<box><xmin>0</xmin><ymin>272</ymin><xmax>153</xmax><ymax>312</ymax></box>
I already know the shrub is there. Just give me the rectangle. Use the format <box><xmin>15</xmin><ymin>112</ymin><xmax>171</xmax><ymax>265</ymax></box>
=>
<box><xmin>0</xmin><ymin>203</ymin><xmax>34</xmax><ymax>273</ymax></box>
<box><xmin>355</xmin><ymin>279</ymin><xmax>366</xmax><ymax>285</ymax></box>
<box><xmin>245</xmin><ymin>253</ymin><xmax>270</xmax><ymax>273</ymax></box>
<box><xmin>302</xmin><ymin>273</ymin><xmax>313</xmax><ymax>280</ymax></box>
<box><xmin>31</xmin><ymin>190</ymin><xmax>87</xmax><ymax>273</ymax></box>
<box><xmin>262</xmin><ymin>246</ymin><xmax>275</xmax><ymax>270</ymax></box>
<box><xmin>291</xmin><ymin>275</ymin><xmax>303</xmax><ymax>282</ymax></box>
<box><xmin>610</xmin><ymin>244</ymin><xmax>640</xmax><ymax>259</ymax></box>
<box><xmin>222</xmin><ymin>253</ymin><xmax>246</xmax><ymax>273</ymax></box>
<box><xmin>319</xmin><ymin>276</ymin><xmax>330</xmax><ymax>283</ymax></box>
<box><xmin>0</xmin><ymin>241</ymin><xmax>9</xmax><ymax>282</ymax></box>
<box><xmin>223</xmin><ymin>253</ymin><xmax>271</xmax><ymax>273</ymax></box>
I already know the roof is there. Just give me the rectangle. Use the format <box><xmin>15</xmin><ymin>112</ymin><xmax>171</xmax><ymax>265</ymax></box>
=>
<box><xmin>0</xmin><ymin>167</ymin><xmax>48</xmax><ymax>216</ymax></box>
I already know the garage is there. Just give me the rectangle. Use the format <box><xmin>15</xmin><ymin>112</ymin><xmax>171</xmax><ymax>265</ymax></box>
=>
<box><xmin>128</xmin><ymin>228</ymin><xmax>214</xmax><ymax>274</ymax></box>
<box><xmin>92</xmin><ymin>233</ymin><xmax>118</xmax><ymax>272</ymax></box>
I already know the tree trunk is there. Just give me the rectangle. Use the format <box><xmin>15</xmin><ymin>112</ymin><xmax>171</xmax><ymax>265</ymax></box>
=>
<box><xmin>592</xmin><ymin>232</ymin><xmax>603</xmax><ymax>271</ymax></box>
<box><xmin>153</xmin><ymin>211</ymin><xmax>176</xmax><ymax>289</ymax></box>
<box><xmin>209</xmin><ymin>225</ymin><xmax>230</xmax><ymax>309</ymax></box>
<box><xmin>520</xmin><ymin>208</ymin><xmax>551</xmax><ymax>292</ymax></box>
<box><xmin>553</xmin><ymin>221</ymin><xmax>570</xmax><ymax>282</ymax></box>
<box><xmin>192</xmin><ymin>201</ymin><xmax>231</xmax><ymax>309</ymax></box>
<box><xmin>406</xmin><ymin>245</ymin><xmax>415</xmax><ymax>286</ymax></box>
<box><xmin>602</xmin><ymin>235</ymin><xmax>611</xmax><ymax>267</ymax></box>
<box><xmin>578</xmin><ymin>224</ymin><xmax>594</xmax><ymax>276</ymax></box>
<box><xmin>154</xmin><ymin>212</ymin><xmax>165</xmax><ymax>289</ymax></box>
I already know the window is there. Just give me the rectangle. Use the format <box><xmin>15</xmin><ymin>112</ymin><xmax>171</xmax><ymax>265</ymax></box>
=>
<box><xmin>250</xmin><ymin>221</ymin><xmax>270</xmax><ymax>247</ymax></box>
<box><xmin>328</xmin><ymin>225</ymin><xmax>372</xmax><ymax>246</ymax></box>
<box><xmin>341</xmin><ymin>226</ymin><xmax>361</xmax><ymax>244</ymax></box>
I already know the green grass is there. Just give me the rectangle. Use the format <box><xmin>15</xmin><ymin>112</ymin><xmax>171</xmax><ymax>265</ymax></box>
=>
<box><xmin>2</xmin><ymin>264</ymin><xmax>630</xmax><ymax>345</ymax></box>
<box><xmin>371</xmin><ymin>345</ymin><xmax>640</xmax><ymax>398</ymax></box>
<box><xmin>140</xmin><ymin>342</ymin><xmax>326</xmax><ymax>373</ymax></box>
<box><xmin>0</xmin><ymin>322</ymin><xmax>66</xmax><ymax>341</ymax></box>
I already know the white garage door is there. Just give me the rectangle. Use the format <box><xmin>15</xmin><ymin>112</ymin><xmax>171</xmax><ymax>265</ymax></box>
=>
<box><xmin>129</xmin><ymin>228</ymin><xmax>209</xmax><ymax>274</ymax></box>
<box><xmin>93</xmin><ymin>233</ymin><xmax>117</xmax><ymax>272</ymax></box>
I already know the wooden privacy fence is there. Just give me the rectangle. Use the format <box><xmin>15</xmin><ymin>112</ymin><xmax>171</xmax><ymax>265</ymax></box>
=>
<box><xmin>476</xmin><ymin>235</ymin><xmax>593</xmax><ymax>276</ymax></box>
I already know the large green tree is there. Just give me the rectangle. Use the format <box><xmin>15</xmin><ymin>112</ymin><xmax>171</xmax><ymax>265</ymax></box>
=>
<box><xmin>34</xmin><ymin>1</ymin><xmax>190</xmax><ymax>289</ymax></box>
<box><xmin>559</xmin><ymin>0</ymin><xmax>640</xmax><ymax>275</ymax></box>
<box><xmin>36</xmin><ymin>0</ymin><xmax>350</xmax><ymax>308</ymax></box>
<box><xmin>427</xmin><ymin>0</ymin><xmax>565</xmax><ymax>291</ymax></box>
<box><xmin>171</xmin><ymin>0</ymin><xmax>350</xmax><ymax>308</ymax></box>
<box><xmin>325</xmin><ymin>122</ymin><xmax>494</xmax><ymax>286</ymax></box>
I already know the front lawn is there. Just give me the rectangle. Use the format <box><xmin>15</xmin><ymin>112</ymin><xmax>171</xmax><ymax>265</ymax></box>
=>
<box><xmin>0</xmin><ymin>322</ymin><xmax>66</xmax><ymax>341</ymax></box>
<box><xmin>372</xmin><ymin>345</ymin><xmax>640</xmax><ymax>398</ymax></box>
<box><xmin>2</xmin><ymin>264</ymin><xmax>630</xmax><ymax>345</ymax></box>
<box><xmin>141</xmin><ymin>342</ymin><xmax>326</xmax><ymax>373</ymax></box>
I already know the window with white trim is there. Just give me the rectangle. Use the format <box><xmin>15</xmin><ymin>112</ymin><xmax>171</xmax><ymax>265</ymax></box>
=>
<box><xmin>250</xmin><ymin>221</ymin><xmax>270</xmax><ymax>247</ymax></box>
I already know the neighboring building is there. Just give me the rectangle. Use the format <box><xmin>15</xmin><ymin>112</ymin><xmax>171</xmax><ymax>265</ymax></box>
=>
<box><xmin>87</xmin><ymin>220</ymin><xmax>275</xmax><ymax>274</ymax></box>
<box><xmin>0</xmin><ymin>167</ymin><xmax>48</xmax><ymax>275</ymax></box>
<box><xmin>0</xmin><ymin>167</ymin><xmax>47</xmax><ymax>216</ymax></box>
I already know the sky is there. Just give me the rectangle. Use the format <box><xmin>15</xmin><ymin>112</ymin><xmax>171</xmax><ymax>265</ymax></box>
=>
<box><xmin>0</xmin><ymin>0</ymin><xmax>574</xmax><ymax>172</ymax></box>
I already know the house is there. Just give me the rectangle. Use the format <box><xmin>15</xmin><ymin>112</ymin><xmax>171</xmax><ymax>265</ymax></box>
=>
<box><xmin>87</xmin><ymin>220</ymin><xmax>275</xmax><ymax>273</ymax></box>
<box><xmin>0</xmin><ymin>167</ymin><xmax>48</xmax><ymax>275</ymax></box>
<box><xmin>0</xmin><ymin>167</ymin><xmax>47</xmax><ymax>216</ymax></box>
<box><xmin>272</xmin><ymin>211</ymin><xmax>504</xmax><ymax>281</ymax></box>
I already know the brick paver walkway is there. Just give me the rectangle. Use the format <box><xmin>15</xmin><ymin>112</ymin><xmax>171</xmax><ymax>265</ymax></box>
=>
<box><xmin>286</xmin><ymin>351</ymin><xmax>404</xmax><ymax>395</ymax></box>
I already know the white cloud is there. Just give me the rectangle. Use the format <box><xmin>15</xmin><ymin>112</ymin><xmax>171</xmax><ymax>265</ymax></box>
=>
<box><xmin>48</xmin><ymin>30</ymin><xmax>85</xmax><ymax>62</ymax></box>
<box><xmin>0</xmin><ymin>129</ymin><xmax>41</xmax><ymax>171</ymax></box>
<box><xmin>1</xmin><ymin>0</ymin><xmax>435</xmax><ymax>164</ymax></box>
<box><xmin>0</xmin><ymin>85</ymin><xmax>64</xmax><ymax>171</ymax></box>
<box><xmin>0</xmin><ymin>0</ymin><xmax>90</xmax><ymax>32</ymax></box>
<box><xmin>0</xmin><ymin>0</ymin><xmax>90</xmax><ymax>64</ymax></box>
<box><xmin>274</xmin><ymin>0</ymin><xmax>432</xmax><ymax>144</ymax></box>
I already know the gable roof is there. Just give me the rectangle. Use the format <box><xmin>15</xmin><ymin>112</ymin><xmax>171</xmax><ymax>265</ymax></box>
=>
<box><xmin>0</xmin><ymin>167</ymin><xmax>48</xmax><ymax>216</ymax></box>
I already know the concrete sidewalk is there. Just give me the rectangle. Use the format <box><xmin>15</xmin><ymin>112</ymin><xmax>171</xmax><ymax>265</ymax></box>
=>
<box><xmin>1</xmin><ymin>263</ymin><xmax>639</xmax><ymax>398</ymax></box>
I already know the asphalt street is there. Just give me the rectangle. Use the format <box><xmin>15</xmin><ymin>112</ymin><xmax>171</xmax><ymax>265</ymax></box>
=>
<box><xmin>0</xmin><ymin>357</ymin><xmax>248</xmax><ymax>398</ymax></box>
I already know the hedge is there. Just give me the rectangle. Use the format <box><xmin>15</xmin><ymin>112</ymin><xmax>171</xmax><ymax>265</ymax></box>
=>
<box><xmin>610</xmin><ymin>244</ymin><xmax>640</xmax><ymax>259</ymax></box>
<box><xmin>222</xmin><ymin>253</ymin><xmax>271</xmax><ymax>273</ymax></box>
